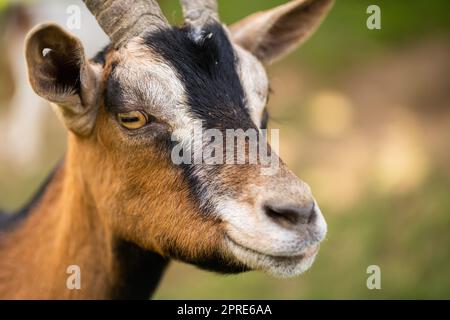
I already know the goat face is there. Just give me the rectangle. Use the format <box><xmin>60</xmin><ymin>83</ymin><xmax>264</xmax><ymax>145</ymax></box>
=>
<box><xmin>25</xmin><ymin>0</ymin><xmax>334</xmax><ymax>277</ymax></box>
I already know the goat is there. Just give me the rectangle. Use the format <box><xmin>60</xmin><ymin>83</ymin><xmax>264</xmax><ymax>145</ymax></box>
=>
<box><xmin>0</xmin><ymin>0</ymin><xmax>334</xmax><ymax>299</ymax></box>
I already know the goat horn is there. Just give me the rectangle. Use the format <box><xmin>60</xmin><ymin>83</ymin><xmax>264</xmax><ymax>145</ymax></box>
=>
<box><xmin>180</xmin><ymin>0</ymin><xmax>219</xmax><ymax>28</ymax></box>
<box><xmin>82</xmin><ymin>0</ymin><xmax>169</xmax><ymax>47</ymax></box>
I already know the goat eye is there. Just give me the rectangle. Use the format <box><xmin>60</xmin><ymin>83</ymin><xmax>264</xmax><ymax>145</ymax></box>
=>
<box><xmin>117</xmin><ymin>111</ymin><xmax>148</xmax><ymax>129</ymax></box>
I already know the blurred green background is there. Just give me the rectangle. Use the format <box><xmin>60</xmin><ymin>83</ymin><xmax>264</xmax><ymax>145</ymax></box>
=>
<box><xmin>1</xmin><ymin>0</ymin><xmax>449</xmax><ymax>299</ymax></box>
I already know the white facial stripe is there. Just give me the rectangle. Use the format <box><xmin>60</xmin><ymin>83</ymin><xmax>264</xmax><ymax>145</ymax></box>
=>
<box><xmin>235</xmin><ymin>45</ymin><xmax>269</xmax><ymax>127</ymax></box>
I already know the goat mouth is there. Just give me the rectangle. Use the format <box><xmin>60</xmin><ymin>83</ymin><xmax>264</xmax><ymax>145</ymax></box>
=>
<box><xmin>225</xmin><ymin>235</ymin><xmax>319</xmax><ymax>277</ymax></box>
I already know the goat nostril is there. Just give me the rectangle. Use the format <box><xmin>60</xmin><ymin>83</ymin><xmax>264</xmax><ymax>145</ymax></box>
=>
<box><xmin>264</xmin><ymin>202</ymin><xmax>315</xmax><ymax>228</ymax></box>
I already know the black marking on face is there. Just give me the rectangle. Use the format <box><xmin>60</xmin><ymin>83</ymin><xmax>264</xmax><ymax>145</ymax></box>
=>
<box><xmin>104</xmin><ymin>65</ymin><xmax>126</xmax><ymax>114</ymax></box>
<box><xmin>144</xmin><ymin>23</ymin><xmax>256</xmax><ymax>131</ymax></box>
<box><xmin>179</xmin><ymin>163</ymin><xmax>220</xmax><ymax>216</ymax></box>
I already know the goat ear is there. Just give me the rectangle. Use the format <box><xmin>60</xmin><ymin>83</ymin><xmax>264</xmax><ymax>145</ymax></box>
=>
<box><xmin>230</xmin><ymin>0</ymin><xmax>334</xmax><ymax>64</ymax></box>
<box><xmin>25</xmin><ymin>23</ymin><xmax>102</xmax><ymax>136</ymax></box>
